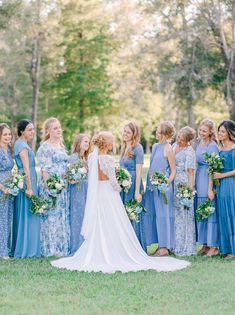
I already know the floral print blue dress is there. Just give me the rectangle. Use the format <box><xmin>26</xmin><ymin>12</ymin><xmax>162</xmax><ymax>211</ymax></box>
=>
<box><xmin>0</xmin><ymin>147</ymin><xmax>14</xmax><ymax>257</ymax></box>
<box><xmin>173</xmin><ymin>144</ymin><xmax>196</xmax><ymax>256</ymax></box>
<box><xmin>69</xmin><ymin>153</ymin><xmax>88</xmax><ymax>255</ymax></box>
<box><xmin>37</xmin><ymin>142</ymin><xmax>70</xmax><ymax>257</ymax></box>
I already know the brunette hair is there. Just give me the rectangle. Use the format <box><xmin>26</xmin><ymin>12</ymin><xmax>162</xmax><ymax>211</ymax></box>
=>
<box><xmin>218</xmin><ymin>120</ymin><xmax>235</xmax><ymax>143</ymax></box>
<box><xmin>199</xmin><ymin>118</ymin><xmax>217</xmax><ymax>142</ymax></box>
<box><xmin>158</xmin><ymin>121</ymin><xmax>175</xmax><ymax>140</ymax></box>
<box><xmin>121</xmin><ymin>122</ymin><xmax>140</xmax><ymax>158</ymax></box>
<box><xmin>17</xmin><ymin>119</ymin><xmax>32</xmax><ymax>137</ymax></box>
<box><xmin>92</xmin><ymin>131</ymin><xmax>114</xmax><ymax>150</ymax></box>
<box><xmin>72</xmin><ymin>133</ymin><xmax>90</xmax><ymax>160</ymax></box>
<box><xmin>179</xmin><ymin>126</ymin><xmax>196</xmax><ymax>144</ymax></box>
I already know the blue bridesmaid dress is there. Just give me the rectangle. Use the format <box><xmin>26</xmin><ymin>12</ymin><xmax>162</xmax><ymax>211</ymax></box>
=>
<box><xmin>217</xmin><ymin>148</ymin><xmax>235</xmax><ymax>255</ymax></box>
<box><xmin>11</xmin><ymin>139</ymin><xmax>41</xmax><ymax>258</ymax></box>
<box><xmin>195</xmin><ymin>140</ymin><xmax>219</xmax><ymax>247</ymax></box>
<box><xmin>69</xmin><ymin>153</ymin><xmax>88</xmax><ymax>255</ymax></box>
<box><xmin>120</xmin><ymin>144</ymin><xmax>146</xmax><ymax>249</ymax></box>
<box><xmin>0</xmin><ymin>147</ymin><xmax>14</xmax><ymax>257</ymax></box>
<box><xmin>143</xmin><ymin>143</ymin><xmax>175</xmax><ymax>251</ymax></box>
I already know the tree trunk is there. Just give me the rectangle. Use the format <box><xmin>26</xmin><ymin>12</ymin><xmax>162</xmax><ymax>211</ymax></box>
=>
<box><xmin>226</xmin><ymin>1</ymin><xmax>235</xmax><ymax>121</ymax></box>
<box><xmin>31</xmin><ymin>0</ymin><xmax>41</xmax><ymax>150</ymax></box>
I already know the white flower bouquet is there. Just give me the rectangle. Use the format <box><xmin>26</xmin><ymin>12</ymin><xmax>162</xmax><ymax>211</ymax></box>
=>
<box><xmin>46</xmin><ymin>174</ymin><xmax>65</xmax><ymax>207</ymax></box>
<box><xmin>176</xmin><ymin>183</ymin><xmax>195</xmax><ymax>210</ymax></box>
<box><xmin>65</xmin><ymin>160</ymin><xmax>88</xmax><ymax>191</ymax></box>
<box><xmin>150</xmin><ymin>171</ymin><xmax>169</xmax><ymax>204</ymax></box>
<box><xmin>196</xmin><ymin>199</ymin><xmax>215</xmax><ymax>221</ymax></box>
<box><xmin>30</xmin><ymin>195</ymin><xmax>49</xmax><ymax>214</ymax></box>
<box><xmin>124</xmin><ymin>199</ymin><xmax>146</xmax><ymax>222</ymax></box>
<box><xmin>115</xmin><ymin>167</ymin><xmax>132</xmax><ymax>192</ymax></box>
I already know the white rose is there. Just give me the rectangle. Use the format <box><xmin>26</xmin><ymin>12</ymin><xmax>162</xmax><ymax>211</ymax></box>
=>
<box><xmin>71</xmin><ymin>169</ymin><xmax>76</xmax><ymax>174</ymax></box>
<box><xmin>55</xmin><ymin>183</ymin><xmax>62</xmax><ymax>190</ymax></box>
<box><xmin>122</xmin><ymin>180</ymin><xmax>130</xmax><ymax>187</ymax></box>
<box><xmin>18</xmin><ymin>180</ymin><xmax>24</xmax><ymax>189</ymax></box>
<box><xmin>80</xmin><ymin>167</ymin><xmax>87</xmax><ymax>174</ymax></box>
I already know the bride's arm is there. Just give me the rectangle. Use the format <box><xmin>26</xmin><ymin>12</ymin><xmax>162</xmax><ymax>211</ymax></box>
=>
<box><xmin>99</xmin><ymin>156</ymin><xmax>121</xmax><ymax>192</ymax></box>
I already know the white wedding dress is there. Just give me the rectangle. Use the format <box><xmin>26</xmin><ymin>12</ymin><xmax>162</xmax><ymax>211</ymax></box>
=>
<box><xmin>51</xmin><ymin>147</ymin><xmax>190</xmax><ymax>273</ymax></box>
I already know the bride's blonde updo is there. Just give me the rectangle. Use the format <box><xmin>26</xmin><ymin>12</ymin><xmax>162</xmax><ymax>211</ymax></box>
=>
<box><xmin>92</xmin><ymin>131</ymin><xmax>114</xmax><ymax>150</ymax></box>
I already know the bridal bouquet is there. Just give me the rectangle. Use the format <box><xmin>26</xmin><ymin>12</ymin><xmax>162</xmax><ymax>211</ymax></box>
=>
<box><xmin>65</xmin><ymin>160</ymin><xmax>88</xmax><ymax>191</ymax></box>
<box><xmin>195</xmin><ymin>199</ymin><xmax>215</xmax><ymax>221</ymax></box>
<box><xmin>150</xmin><ymin>171</ymin><xmax>169</xmax><ymax>205</ymax></box>
<box><xmin>115</xmin><ymin>167</ymin><xmax>132</xmax><ymax>192</ymax></box>
<box><xmin>176</xmin><ymin>183</ymin><xmax>195</xmax><ymax>210</ymax></box>
<box><xmin>46</xmin><ymin>174</ymin><xmax>66</xmax><ymax>207</ymax></box>
<box><xmin>204</xmin><ymin>152</ymin><xmax>224</xmax><ymax>190</ymax></box>
<box><xmin>124</xmin><ymin>199</ymin><xmax>146</xmax><ymax>222</ymax></box>
<box><xmin>30</xmin><ymin>195</ymin><xmax>49</xmax><ymax>214</ymax></box>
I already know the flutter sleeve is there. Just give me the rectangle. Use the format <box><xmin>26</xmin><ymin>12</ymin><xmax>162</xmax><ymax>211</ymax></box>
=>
<box><xmin>99</xmin><ymin>155</ymin><xmax>121</xmax><ymax>192</ymax></box>
<box><xmin>14</xmin><ymin>140</ymin><xmax>30</xmax><ymax>156</ymax></box>
<box><xmin>185</xmin><ymin>146</ymin><xmax>196</xmax><ymax>170</ymax></box>
<box><xmin>134</xmin><ymin>144</ymin><xmax>144</xmax><ymax>164</ymax></box>
<box><xmin>36</xmin><ymin>143</ymin><xmax>53</xmax><ymax>173</ymax></box>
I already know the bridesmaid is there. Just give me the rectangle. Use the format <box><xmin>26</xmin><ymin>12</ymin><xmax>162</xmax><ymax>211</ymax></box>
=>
<box><xmin>144</xmin><ymin>121</ymin><xmax>176</xmax><ymax>256</ymax></box>
<box><xmin>195</xmin><ymin>119</ymin><xmax>219</xmax><ymax>256</ymax></box>
<box><xmin>37</xmin><ymin>117</ymin><xmax>70</xmax><ymax>257</ymax></box>
<box><xmin>11</xmin><ymin>119</ymin><xmax>41</xmax><ymax>258</ymax></box>
<box><xmin>0</xmin><ymin>124</ymin><xmax>14</xmax><ymax>259</ymax></box>
<box><xmin>120</xmin><ymin>122</ymin><xmax>146</xmax><ymax>249</ymax></box>
<box><xmin>214</xmin><ymin>120</ymin><xmax>235</xmax><ymax>259</ymax></box>
<box><xmin>173</xmin><ymin>127</ymin><xmax>196</xmax><ymax>256</ymax></box>
<box><xmin>69</xmin><ymin>133</ymin><xmax>90</xmax><ymax>255</ymax></box>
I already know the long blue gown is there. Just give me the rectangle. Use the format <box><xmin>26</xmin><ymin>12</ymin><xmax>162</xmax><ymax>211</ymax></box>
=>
<box><xmin>0</xmin><ymin>147</ymin><xmax>14</xmax><ymax>257</ymax></box>
<box><xmin>173</xmin><ymin>144</ymin><xmax>196</xmax><ymax>256</ymax></box>
<box><xmin>11</xmin><ymin>139</ymin><xmax>41</xmax><ymax>258</ymax></box>
<box><xmin>37</xmin><ymin>142</ymin><xmax>70</xmax><ymax>257</ymax></box>
<box><xmin>69</xmin><ymin>153</ymin><xmax>88</xmax><ymax>255</ymax></box>
<box><xmin>143</xmin><ymin>143</ymin><xmax>175</xmax><ymax>250</ymax></box>
<box><xmin>195</xmin><ymin>140</ymin><xmax>219</xmax><ymax>247</ymax></box>
<box><xmin>217</xmin><ymin>148</ymin><xmax>235</xmax><ymax>255</ymax></box>
<box><xmin>120</xmin><ymin>144</ymin><xmax>146</xmax><ymax>249</ymax></box>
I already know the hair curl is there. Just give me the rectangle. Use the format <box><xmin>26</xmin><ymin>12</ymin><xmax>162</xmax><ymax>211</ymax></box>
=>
<box><xmin>41</xmin><ymin>117</ymin><xmax>64</xmax><ymax>145</ymax></box>
<box><xmin>218</xmin><ymin>120</ymin><xmax>235</xmax><ymax>143</ymax></box>
<box><xmin>158</xmin><ymin>121</ymin><xmax>175</xmax><ymax>140</ymax></box>
<box><xmin>92</xmin><ymin>131</ymin><xmax>114</xmax><ymax>150</ymax></box>
<box><xmin>179</xmin><ymin>126</ymin><xmax>196</xmax><ymax>144</ymax></box>
<box><xmin>72</xmin><ymin>133</ymin><xmax>90</xmax><ymax>160</ymax></box>
<box><xmin>121</xmin><ymin>122</ymin><xmax>140</xmax><ymax>158</ymax></box>
<box><xmin>199</xmin><ymin>118</ymin><xmax>217</xmax><ymax>142</ymax></box>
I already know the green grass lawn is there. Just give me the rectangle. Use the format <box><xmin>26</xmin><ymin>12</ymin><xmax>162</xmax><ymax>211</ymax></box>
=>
<box><xmin>0</xmin><ymin>256</ymin><xmax>235</xmax><ymax>315</ymax></box>
<box><xmin>1</xmin><ymin>155</ymin><xmax>235</xmax><ymax>315</ymax></box>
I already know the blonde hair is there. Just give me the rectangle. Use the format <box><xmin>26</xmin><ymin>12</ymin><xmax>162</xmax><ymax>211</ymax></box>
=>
<box><xmin>179</xmin><ymin>126</ymin><xmax>196</xmax><ymax>144</ymax></box>
<box><xmin>158</xmin><ymin>121</ymin><xmax>175</xmax><ymax>140</ymax></box>
<box><xmin>121</xmin><ymin>122</ymin><xmax>141</xmax><ymax>158</ymax></box>
<box><xmin>42</xmin><ymin>117</ymin><xmax>64</xmax><ymax>144</ymax></box>
<box><xmin>92</xmin><ymin>131</ymin><xmax>114</xmax><ymax>150</ymax></box>
<box><xmin>72</xmin><ymin>133</ymin><xmax>90</xmax><ymax>160</ymax></box>
<box><xmin>199</xmin><ymin>118</ymin><xmax>217</xmax><ymax>142</ymax></box>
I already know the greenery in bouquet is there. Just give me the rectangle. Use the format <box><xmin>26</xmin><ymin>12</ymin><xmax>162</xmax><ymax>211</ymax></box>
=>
<box><xmin>204</xmin><ymin>152</ymin><xmax>224</xmax><ymax>190</ymax></box>
<box><xmin>0</xmin><ymin>169</ymin><xmax>25</xmax><ymax>201</ymax></box>
<box><xmin>46</xmin><ymin>174</ymin><xmax>66</xmax><ymax>207</ymax></box>
<box><xmin>150</xmin><ymin>171</ymin><xmax>169</xmax><ymax>205</ymax></box>
<box><xmin>124</xmin><ymin>198</ymin><xmax>146</xmax><ymax>222</ymax></box>
<box><xmin>30</xmin><ymin>195</ymin><xmax>49</xmax><ymax>214</ymax></box>
<box><xmin>65</xmin><ymin>160</ymin><xmax>88</xmax><ymax>191</ymax></box>
<box><xmin>195</xmin><ymin>199</ymin><xmax>215</xmax><ymax>221</ymax></box>
<box><xmin>115</xmin><ymin>167</ymin><xmax>132</xmax><ymax>192</ymax></box>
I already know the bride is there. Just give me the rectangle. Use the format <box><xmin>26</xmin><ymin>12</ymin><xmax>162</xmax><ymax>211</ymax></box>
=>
<box><xmin>51</xmin><ymin>131</ymin><xmax>190</xmax><ymax>273</ymax></box>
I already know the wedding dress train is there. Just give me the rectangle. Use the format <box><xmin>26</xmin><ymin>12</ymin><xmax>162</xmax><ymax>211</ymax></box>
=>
<box><xmin>51</xmin><ymin>148</ymin><xmax>190</xmax><ymax>273</ymax></box>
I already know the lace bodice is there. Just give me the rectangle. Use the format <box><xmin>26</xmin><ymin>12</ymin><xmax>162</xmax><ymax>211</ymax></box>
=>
<box><xmin>98</xmin><ymin>155</ymin><xmax>121</xmax><ymax>192</ymax></box>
